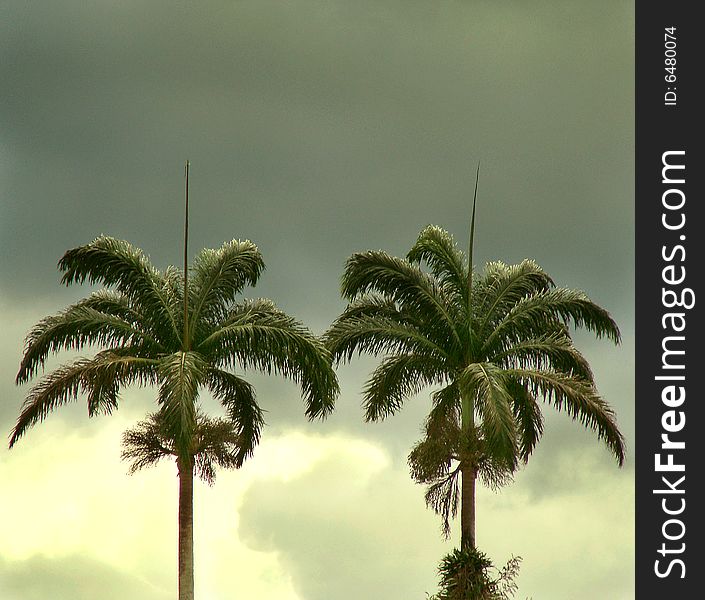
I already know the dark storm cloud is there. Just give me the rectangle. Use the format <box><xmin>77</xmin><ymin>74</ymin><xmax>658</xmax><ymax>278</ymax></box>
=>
<box><xmin>1</xmin><ymin>0</ymin><xmax>632</xmax><ymax>320</ymax></box>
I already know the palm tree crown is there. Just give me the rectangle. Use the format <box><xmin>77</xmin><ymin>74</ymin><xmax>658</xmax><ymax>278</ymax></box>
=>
<box><xmin>12</xmin><ymin>236</ymin><xmax>338</xmax><ymax>453</ymax></box>
<box><xmin>325</xmin><ymin>225</ymin><xmax>624</xmax><ymax>545</ymax></box>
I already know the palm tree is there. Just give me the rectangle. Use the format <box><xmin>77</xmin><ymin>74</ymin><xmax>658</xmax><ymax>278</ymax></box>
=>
<box><xmin>325</xmin><ymin>224</ymin><xmax>624</xmax><ymax>548</ymax></box>
<box><xmin>11</xmin><ymin>235</ymin><xmax>338</xmax><ymax>600</ymax></box>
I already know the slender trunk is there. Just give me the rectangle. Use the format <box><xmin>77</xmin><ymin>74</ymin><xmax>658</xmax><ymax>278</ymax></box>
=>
<box><xmin>460</xmin><ymin>386</ymin><xmax>476</xmax><ymax>549</ymax></box>
<box><xmin>178</xmin><ymin>456</ymin><xmax>195</xmax><ymax>600</ymax></box>
<box><xmin>460</xmin><ymin>463</ymin><xmax>476</xmax><ymax>549</ymax></box>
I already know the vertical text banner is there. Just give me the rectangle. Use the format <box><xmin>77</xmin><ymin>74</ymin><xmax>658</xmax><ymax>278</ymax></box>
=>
<box><xmin>636</xmin><ymin>2</ymin><xmax>702</xmax><ymax>597</ymax></box>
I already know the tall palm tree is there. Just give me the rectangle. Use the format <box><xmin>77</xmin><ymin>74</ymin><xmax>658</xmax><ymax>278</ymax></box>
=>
<box><xmin>325</xmin><ymin>224</ymin><xmax>624</xmax><ymax>548</ymax></box>
<box><xmin>11</xmin><ymin>236</ymin><xmax>338</xmax><ymax>600</ymax></box>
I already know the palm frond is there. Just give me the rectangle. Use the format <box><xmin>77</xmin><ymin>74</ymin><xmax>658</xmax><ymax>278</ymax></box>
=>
<box><xmin>58</xmin><ymin>237</ymin><xmax>180</xmax><ymax>342</ymax></box>
<box><xmin>407</xmin><ymin>225</ymin><xmax>468</xmax><ymax>308</ymax></box>
<box><xmin>461</xmin><ymin>363</ymin><xmax>517</xmax><ymax>470</ymax></box>
<box><xmin>483</xmin><ymin>288</ymin><xmax>621</xmax><ymax>356</ymax></box>
<box><xmin>9</xmin><ymin>352</ymin><xmax>159</xmax><ymax>447</ymax></box>
<box><xmin>474</xmin><ymin>260</ymin><xmax>553</xmax><ymax>332</ymax></box>
<box><xmin>490</xmin><ymin>332</ymin><xmax>594</xmax><ymax>381</ymax></box>
<box><xmin>207</xmin><ymin>369</ymin><xmax>264</xmax><ymax>467</ymax></box>
<box><xmin>340</xmin><ymin>251</ymin><xmax>464</xmax><ymax>351</ymax></box>
<box><xmin>326</xmin><ymin>313</ymin><xmax>450</xmax><ymax>365</ymax></box>
<box><xmin>200</xmin><ymin>301</ymin><xmax>338</xmax><ymax>420</ymax></box>
<box><xmin>505</xmin><ymin>378</ymin><xmax>544</xmax><ymax>463</ymax></box>
<box><xmin>506</xmin><ymin>368</ymin><xmax>626</xmax><ymax>465</ymax></box>
<box><xmin>189</xmin><ymin>240</ymin><xmax>265</xmax><ymax>340</ymax></box>
<box><xmin>157</xmin><ymin>351</ymin><xmax>206</xmax><ymax>454</ymax></box>
<box><xmin>362</xmin><ymin>354</ymin><xmax>445</xmax><ymax>422</ymax></box>
<box><xmin>16</xmin><ymin>292</ymin><xmax>162</xmax><ymax>384</ymax></box>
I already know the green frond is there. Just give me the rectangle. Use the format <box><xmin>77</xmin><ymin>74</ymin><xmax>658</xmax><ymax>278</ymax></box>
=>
<box><xmin>207</xmin><ymin>369</ymin><xmax>264</xmax><ymax>467</ymax></box>
<box><xmin>474</xmin><ymin>259</ymin><xmax>554</xmax><ymax>337</ymax></box>
<box><xmin>340</xmin><ymin>250</ymin><xmax>464</xmax><ymax>351</ymax></box>
<box><xmin>490</xmin><ymin>332</ymin><xmax>594</xmax><ymax>381</ymax></box>
<box><xmin>157</xmin><ymin>351</ymin><xmax>206</xmax><ymax>454</ymax></box>
<box><xmin>189</xmin><ymin>240</ymin><xmax>265</xmax><ymax>340</ymax></box>
<box><xmin>483</xmin><ymin>288</ymin><xmax>621</xmax><ymax>356</ymax></box>
<box><xmin>505</xmin><ymin>378</ymin><xmax>544</xmax><ymax>463</ymax></box>
<box><xmin>407</xmin><ymin>225</ymin><xmax>468</xmax><ymax>307</ymax></box>
<box><xmin>58</xmin><ymin>237</ymin><xmax>180</xmax><ymax>343</ymax></box>
<box><xmin>200</xmin><ymin>301</ymin><xmax>338</xmax><ymax>420</ymax></box>
<box><xmin>325</xmin><ymin>312</ymin><xmax>451</xmax><ymax>365</ymax></box>
<box><xmin>506</xmin><ymin>368</ymin><xmax>626</xmax><ymax>465</ymax></box>
<box><xmin>16</xmin><ymin>293</ymin><xmax>162</xmax><ymax>385</ymax></box>
<box><xmin>363</xmin><ymin>354</ymin><xmax>446</xmax><ymax>421</ymax></box>
<box><xmin>461</xmin><ymin>363</ymin><xmax>517</xmax><ymax>470</ymax></box>
<box><xmin>10</xmin><ymin>352</ymin><xmax>159</xmax><ymax>448</ymax></box>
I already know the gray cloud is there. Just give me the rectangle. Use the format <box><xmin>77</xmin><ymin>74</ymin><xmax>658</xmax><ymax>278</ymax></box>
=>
<box><xmin>238</xmin><ymin>448</ymin><xmax>447</xmax><ymax>600</ymax></box>
<box><xmin>0</xmin><ymin>554</ymin><xmax>170</xmax><ymax>600</ymax></box>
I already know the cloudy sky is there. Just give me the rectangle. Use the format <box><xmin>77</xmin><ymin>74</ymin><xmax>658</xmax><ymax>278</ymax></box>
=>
<box><xmin>1</xmin><ymin>2</ymin><xmax>634</xmax><ymax>599</ymax></box>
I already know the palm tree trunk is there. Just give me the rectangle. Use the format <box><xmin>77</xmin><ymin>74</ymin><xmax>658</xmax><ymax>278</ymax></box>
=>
<box><xmin>460</xmin><ymin>463</ymin><xmax>476</xmax><ymax>549</ymax></box>
<box><xmin>460</xmin><ymin>386</ymin><xmax>476</xmax><ymax>549</ymax></box>
<box><xmin>178</xmin><ymin>456</ymin><xmax>195</xmax><ymax>600</ymax></box>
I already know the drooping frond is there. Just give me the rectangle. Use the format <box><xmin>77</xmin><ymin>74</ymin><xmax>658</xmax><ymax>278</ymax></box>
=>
<box><xmin>461</xmin><ymin>363</ymin><xmax>517</xmax><ymax>470</ymax></box>
<box><xmin>157</xmin><ymin>351</ymin><xmax>206</xmax><ymax>453</ymax></box>
<box><xmin>16</xmin><ymin>291</ymin><xmax>162</xmax><ymax>384</ymax></box>
<box><xmin>206</xmin><ymin>369</ymin><xmax>264</xmax><ymax>467</ymax></box>
<box><xmin>10</xmin><ymin>352</ymin><xmax>159</xmax><ymax>447</ymax></box>
<box><xmin>199</xmin><ymin>300</ymin><xmax>337</xmax><ymax>420</ymax></box>
<box><xmin>490</xmin><ymin>332</ymin><xmax>594</xmax><ymax>381</ymax></box>
<box><xmin>188</xmin><ymin>240</ymin><xmax>265</xmax><ymax>340</ymax></box>
<box><xmin>482</xmin><ymin>288</ymin><xmax>621</xmax><ymax>357</ymax></box>
<box><xmin>504</xmin><ymin>378</ymin><xmax>544</xmax><ymax>463</ymax></box>
<box><xmin>326</xmin><ymin>312</ymin><xmax>450</xmax><ymax>365</ymax></box>
<box><xmin>407</xmin><ymin>225</ymin><xmax>468</xmax><ymax>307</ymax></box>
<box><xmin>505</xmin><ymin>368</ymin><xmax>626</xmax><ymax>465</ymax></box>
<box><xmin>341</xmin><ymin>251</ymin><xmax>463</xmax><ymax>351</ymax></box>
<box><xmin>58</xmin><ymin>237</ymin><xmax>180</xmax><ymax>343</ymax></box>
<box><xmin>363</xmin><ymin>354</ymin><xmax>445</xmax><ymax>422</ymax></box>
